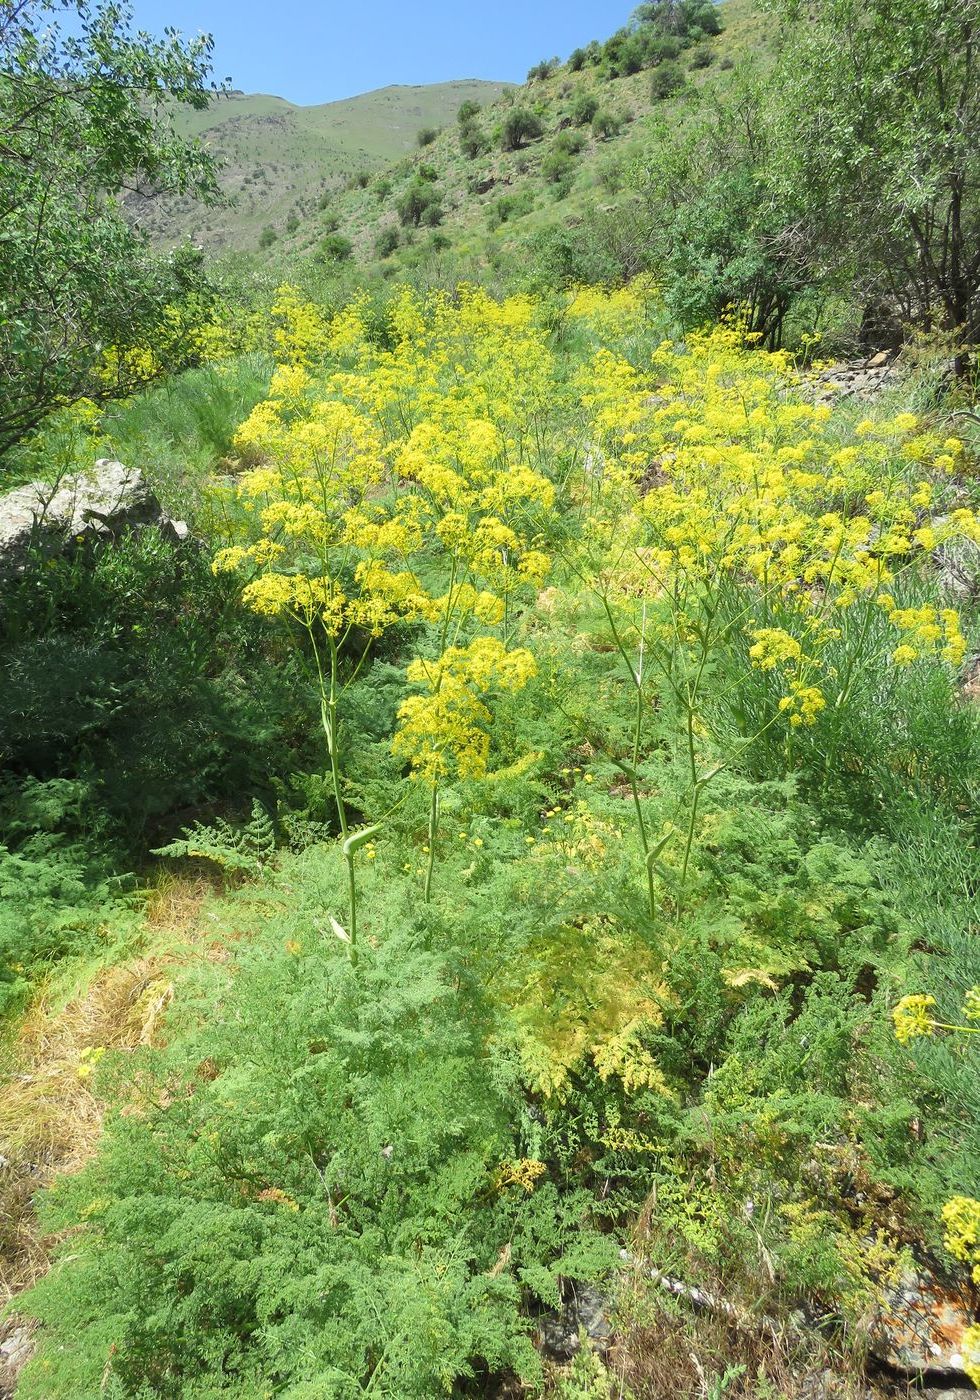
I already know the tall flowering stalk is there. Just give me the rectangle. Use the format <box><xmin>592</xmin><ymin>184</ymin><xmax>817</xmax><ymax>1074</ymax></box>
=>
<box><xmin>394</xmin><ymin>638</ymin><xmax>537</xmax><ymax>900</ymax></box>
<box><xmin>570</xmin><ymin>315</ymin><xmax>977</xmax><ymax>924</ymax></box>
<box><xmin>213</xmin><ymin>363</ymin><xmax>429</xmax><ymax>838</ymax></box>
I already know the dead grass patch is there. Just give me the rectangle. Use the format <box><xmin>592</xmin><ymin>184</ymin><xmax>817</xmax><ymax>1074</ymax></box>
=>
<box><xmin>0</xmin><ymin>871</ymin><xmax>232</xmax><ymax>1303</ymax></box>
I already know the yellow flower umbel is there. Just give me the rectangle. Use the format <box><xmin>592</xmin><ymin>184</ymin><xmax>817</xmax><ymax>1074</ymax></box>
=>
<box><xmin>394</xmin><ymin>638</ymin><xmax>537</xmax><ymax>900</ymax></box>
<box><xmin>892</xmin><ymin>988</ymin><xmax>980</xmax><ymax>1046</ymax></box>
<box><xmin>892</xmin><ymin>994</ymin><xmax>937</xmax><ymax>1045</ymax></box>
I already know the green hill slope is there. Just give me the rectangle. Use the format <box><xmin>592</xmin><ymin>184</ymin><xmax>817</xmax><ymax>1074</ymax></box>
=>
<box><xmin>263</xmin><ymin>0</ymin><xmax>772</xmax><ymax>282</ymax></box>
<box><xmin>128</xmin><ymin>80</ymin><xmax>513</xmax><ymax>251</ymax></box>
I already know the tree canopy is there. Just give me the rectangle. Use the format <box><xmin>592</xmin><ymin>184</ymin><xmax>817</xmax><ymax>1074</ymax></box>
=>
<box><xmin>0</xmin><ymin>0</ymin><xmax>221</xmax><ymax>457</ymax></box>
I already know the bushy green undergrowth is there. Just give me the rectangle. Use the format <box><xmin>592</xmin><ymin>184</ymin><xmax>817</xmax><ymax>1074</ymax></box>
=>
<box><xmin>13</xmin><ymin>766</ymin><xmax>973</xmax><ymax>1395</ymax></box>
<box><xmin>0</xmin><ymin>528</ymin><xmax>324</xmax><ymax>1004</ymax></box>
<box><xmin>5</xmin><ymin>280</ymin><xmax>979</xmax><ymax>1397</ymax></box>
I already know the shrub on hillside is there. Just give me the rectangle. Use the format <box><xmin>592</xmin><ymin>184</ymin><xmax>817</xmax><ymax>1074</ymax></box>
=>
<box><xmin>258</xmin><ymin>224</ymin><xmax>276</xmax><ymax>249</ymax></box>
<box><xmin>487</xmin><ymin>190</ymin><xmax>535</xmax><ymax>229</ymax></box>
<box><xmin>591</xmin><ymin>109</ymin><xmax>623</xmax><ymax>140</ymax></box>
<box><xmin>542</xmin><ymin>148</ymin><xmax>576</xmax><ymax>186</ymax></box>
<box><xmin>689</xmin><ymin>44</ymin><xmax>715</xmax><ymax>69</ymax></box>
<box><xmin>649</xmin><ymin>35</ymin><xmax>682</xmax><ymax>63</ymax></box>
<box><xmin>317</xmin><ymin>232</ymin><xmax>354</xmax><ymax>263</ymax></box>
<box><xmin>555</xmin><ymin>129</ymin><xmax>586</xmax><ymax>156</ymax></box>
<box><xmin>460</xmin><ymin>121</ymin><xmax>490</xmax><ymax>159</ymax></box>
<box><xmin>396</xmin><ymin>179</ymin><xmax>443</xmax><ymax>227</ymax></box>
<box><xmin>527</xmin><ymin>222</ymin><xmax>631</xmax><ymax>288</ymax></box>
<box><xmin>501</xmin><ymin>108</ymin><xmax>544</xmax><ymax>151</ymax></box>
<box><xmin>416</xmin><ymin>126</ymin><xmax>439</xmax><ymax>147</ymax></box>
<box><xmin>570</xmin><ymin>89</ymin><xmax>600</xmax><ymax>126</ymax></box>
<box><xmin>602</xmin><ymin>29</ymin><xmax>650</xmax><ymax>77</ymax></box>
<box><xmin>457</xmin><ymin>98</ymin><xmax>481</xmax><ymax>124</ymax></box>
<box><xmin>651</xmin><ymin>61</ymin><xmax>685</xmax><ymax>99</ymax></box>
<box><xmin>375</xmin><ymin>225</ymin><xmax>400</xmax><ymax>257</ymax></box>
<box><xmin>527</xmin><ymin>57</ymin><xmax>559</xmax><ymax>81</ymax></box>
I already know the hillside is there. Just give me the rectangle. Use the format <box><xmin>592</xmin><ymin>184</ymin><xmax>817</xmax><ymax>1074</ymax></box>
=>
<box><xmin>128</xmin><ymin>80</ymin><xmax>513</xmax><ymax>251</ymax></box>
<box><xmin>258</xmin><ymin>0</ymin><xmax>772</xmax><ymax>281</ymax></box>
<box><xmin>131</xmin><ymin>0</ymin><xmax>769</xmax><ymax>264</ymax></box>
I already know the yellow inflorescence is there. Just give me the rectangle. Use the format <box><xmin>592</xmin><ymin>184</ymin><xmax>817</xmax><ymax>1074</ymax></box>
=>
<box><xmin>892</xmin><ymin>994</ymin><xmax>937</xmax><ymax>1045</ymax></box>
<box><xmin>201</xmin><ymin>281</ymin><xmax>979</xmax><ymax>1177</ymax></box>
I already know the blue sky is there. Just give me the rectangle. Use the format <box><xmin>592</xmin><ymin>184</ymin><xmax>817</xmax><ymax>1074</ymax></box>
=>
<box><xmin>125</xmin><ymin>1</ymin><xmax>630</xmax><ymax>105</ymax></box>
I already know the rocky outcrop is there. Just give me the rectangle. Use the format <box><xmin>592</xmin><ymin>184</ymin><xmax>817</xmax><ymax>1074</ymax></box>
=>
<box><xmin>871</xmin><ymin>1261</ymin><xmax>977</xmax><ymax>1383</ymax></box>
<box><xmin>811</xmin><ymin>350</ymin><xmax>901</xmax><ymax>405</ymax></box>
<box><xmin>0</xmin><ymin>460</ymin><xmax>189</xmax><ymax>578</ymax></box>
<box><xmin>0</xmin><ymin>1321</ymin><xmax>34</xmax><ymax>1398</ymax></box>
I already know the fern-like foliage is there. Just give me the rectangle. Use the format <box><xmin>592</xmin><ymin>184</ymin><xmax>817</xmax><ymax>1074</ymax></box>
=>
<box><xmin>151</xmin><ymin>799</ymin><xmax>276</xmax><ymax>874</ymax></box>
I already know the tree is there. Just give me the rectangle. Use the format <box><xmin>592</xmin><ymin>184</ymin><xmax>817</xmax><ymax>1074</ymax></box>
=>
<box><xmin>501</xmin><ymin>108</ymin><xmax>544</xmax><ymax>151</ymax></box>
<box><xmin>630</xmin><ymin>92</ymin><xmax>813</xmax><ymax>346</ymax></box>
<box><xmin>396</xmin><ymin>178</ymin><xmax>442</xmax><ymax>228</ymax></box>
<box><xmin>0</xmin><ymin>0</ymin><xmax>221</xmax><ymax>458</ymax></box>
<box><xmin>765</xmin><ymin>0</ymin><xmax>980</xmax><ymax>356</ymax></box>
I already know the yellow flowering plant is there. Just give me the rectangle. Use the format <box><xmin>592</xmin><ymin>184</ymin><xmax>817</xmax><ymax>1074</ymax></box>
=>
<box><xmin>892</xmin><ymin>987</ymin><xmax>980</xmax><ymax>1045</ymax></box>
<box><xmin>394</xmin><ymin>638</ymin><xmax>537</xmax><ymax>900</ymax></box>
<box><xmin>567</xmin><ymin>319</ymin><xmax>978</xmax><ymax>924</ymax></box>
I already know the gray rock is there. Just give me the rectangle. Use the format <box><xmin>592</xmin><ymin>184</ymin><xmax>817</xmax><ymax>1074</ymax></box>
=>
<box><xmin>935</xmin><ymin>535</ymin><xmax>980</xmax><ymax>604</ymax></box>
<box><xmin>803</xmin><ymin>349</ymin><xmax>907</xmax><ymax>407</ymax></box>
<box><xmin>0</xmin><ymin>460</ymin><xmax>188</xmax><ymax>577</ymax></box>
<box><xmin>535</xmin><ymin>1282</ymin><xmax>611</xmax><ymax>1362</ymax></box>
<box><xmin>869</xmin><ymin>1262</ymin><xmax>974</xmax><ymax>1379</ymax></box>
<box><xmin>0</xmin><ymin>1322</ymin><xmax>34</xmax><ymax>1398</ymax></box>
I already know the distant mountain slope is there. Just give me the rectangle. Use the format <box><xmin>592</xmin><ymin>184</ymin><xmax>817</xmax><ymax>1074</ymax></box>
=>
<box><xmin>268</xmin><ymin>0</ymin><xmax>771</xmax><ymax>280</ymax></box>
<box><xmin>128</xmin><ymin>81</ymin><xmax>513</xmax><ymax>251</ymax></box>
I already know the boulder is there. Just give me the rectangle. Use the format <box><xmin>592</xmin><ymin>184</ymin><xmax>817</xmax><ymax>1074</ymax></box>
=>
<box><xmin>0</xmin><ymin>460</ymin><xmax>188</xmax><ymax>577</ymax></box>
<box><xmin>870</xmin><ymin>1261</ymin><xmax>975</xmax><ymax>1381</ymax></box>
<box><xmin>534</xmin><ymin>1282</ymin><xmax>611</xmax><ymax>1361</ymax></box>
<box><xmin>0</xmin><ymin>1321</ymin><xmax>34</xmax><ymax>1398</ymax></box>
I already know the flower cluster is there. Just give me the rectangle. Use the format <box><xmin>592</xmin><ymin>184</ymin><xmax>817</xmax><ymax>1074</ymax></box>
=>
<box><xmin>393</xmin><ymin>638</ymin><xmax>536</xmax><ymax>783</ymax></box>
<box><xmin>573</xmin><ymin>320</ymin><xmax>977</xmax><ymax>733</ymax></box>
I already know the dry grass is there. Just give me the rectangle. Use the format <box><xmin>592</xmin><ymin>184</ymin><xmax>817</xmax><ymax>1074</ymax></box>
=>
<box><xmin>0</xmin><ymin>871</ymin><xmax>229</xmax><ymax>1303</ymax></box>
<box><xmin>0</xmin><ymin>961</ymin><xmax>172</xmax><ymax>1300</ymax></box>
<box><xmin>143</xmin><ymin>866</ymin><xmax>224</xmax><ymax>935</ymax></box>
<box><xmin>598</xmin><ymin>1255</ymin><xmax>922</xmax><ymax>1400</ymax></box>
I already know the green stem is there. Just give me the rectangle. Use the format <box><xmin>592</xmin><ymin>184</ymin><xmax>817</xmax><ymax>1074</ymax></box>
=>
<box><xmin>346</xmin><ymin>850</ymin><xmax>358</xmax><ymax>964</ymax></box>
<box><xmin>326</xmin><ymin>637</ymin><xmax>348</xmax><ymax>839</ymax></box>
<box><xmin>679</xmin><ymin>775</ymin><xmax>702</xmax><ymax>907</ymax></box>
<box><xmin>310</xmin><ymin>625</ymin><xmax>348</xmax><ymax>838</ymax></box>
<box><xmin>424</xmin><ymin>784</ymin><xmax>439</xmax><ymax>904</ymax></box>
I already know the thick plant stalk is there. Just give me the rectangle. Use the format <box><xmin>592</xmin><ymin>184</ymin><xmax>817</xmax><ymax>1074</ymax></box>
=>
<box><xmin>340</xmin><ymin>825</ymin><xmax>380</xmax><ymax>963</ymax></box>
